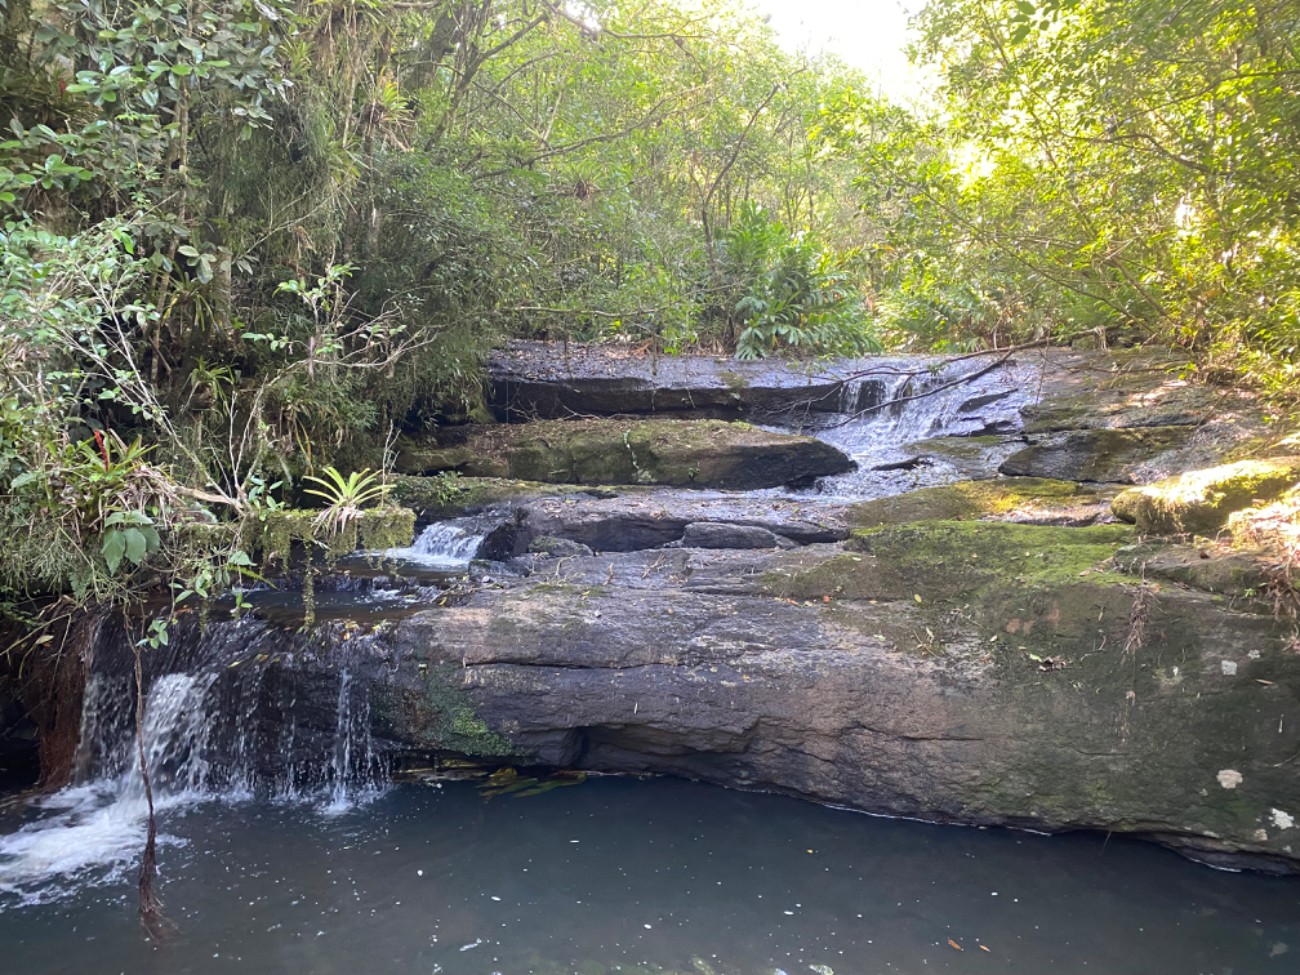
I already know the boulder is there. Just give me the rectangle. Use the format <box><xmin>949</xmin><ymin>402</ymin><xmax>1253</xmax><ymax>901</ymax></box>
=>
<box><xmin>676</xmin><ymin>522</ymin><xmax>793</xmax><ymax>550</ymax></box>
<box><xmin>527</xmin><ymin>536</ymin><xmax>595</xmax><ymax>559</ymax></box>
<box><xmin>1112</xmin><ymin>457</ymin><xmax>1300</xmax><ymax>534</ymax></box>
<box><xmin>394</xmin><ymin>418</ymin><xmax>855</xmax><ymax>490</ymax></box>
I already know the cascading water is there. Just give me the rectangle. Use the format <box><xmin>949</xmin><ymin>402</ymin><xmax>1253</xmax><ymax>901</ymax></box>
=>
<box><xmin>379</xmin><ymin>514</ymin><xmax>496</xmax><ymax>567</ymax></box>
<box><xmin>0</xmin><ymin>615</ymin><xmax>389</xmax><ymax>903</ymax></box>
<box><xmin>779</xmin><ymin>355</ymin><xmax>1044</xmax><ymax>500</ymax></box>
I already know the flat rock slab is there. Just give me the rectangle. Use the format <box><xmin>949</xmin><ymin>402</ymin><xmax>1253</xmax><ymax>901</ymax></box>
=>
<box><xmin>375</xmin><ymin>524</ymin><xmax>1300</xmax><ymax>873</ymax></box>
<box><xmin>848</xmin><ymin>477</ymin><xmax>1119</xmax><ymax>528</ymax></box>
<box><xmin>397</xmin><ymin>418</ymin><xmax>855</xmax><ymax>490</ymax></box>
<box><xmin>999</xmin><ymin>426</ymin><xmax>1198</xmax><ymax>483</ymax></box>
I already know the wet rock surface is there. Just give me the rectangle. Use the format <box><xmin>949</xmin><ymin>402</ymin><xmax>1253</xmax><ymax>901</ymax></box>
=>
<box><xmin>999</xmin><ymin>426</ymin><xmax>1198</xmax><ymax>483</ymax></box>
<box><xmin>486</xmin><ymin>341</ymin><xmax>881</xmax><ymax>421</ymax></box>
<box><xmin>502</xmin><ymin>490</ymin><xmax>849</xmax><ymax>554</ymax></box>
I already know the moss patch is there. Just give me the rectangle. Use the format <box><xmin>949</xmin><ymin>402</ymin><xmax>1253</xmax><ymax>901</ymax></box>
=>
<box><xmin>758</xmin><ymin>521</ymin><xmax>1133</xmax><ymax>609</ymax></box>
<box><xmin>1112</xmin><ymin>457</ymin><xmax>1300</xmax><ymax>534</ymax></box>
<box><xmin>847</xmin><ymin>478</ymin><xmax>1101</xmax><ymax>528</ymax></box>
<box><xmin>848</xmin><ymin>521</ymin><xmax>1134</xmax><ymax>603</ymax></box>
<box><xmin>391</xmin><ymin>474</ymin><xmax>557</xmax><ymax>519</ymax></box>
<box><xmin>408</xmin><ymin>663</ymin><xmax>515</xmax><ymax>758</ymax></box>
<box><xmin>247</xmin><ymin>506</ymin><xmax>415</xmax><ymax>563</ymax></box>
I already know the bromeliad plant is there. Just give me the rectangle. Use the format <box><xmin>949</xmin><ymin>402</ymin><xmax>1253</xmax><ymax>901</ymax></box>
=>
<box><xmin>301</xmin><ymin>466</ymin><xmax>393</xmax><ymax>534</ymax></box>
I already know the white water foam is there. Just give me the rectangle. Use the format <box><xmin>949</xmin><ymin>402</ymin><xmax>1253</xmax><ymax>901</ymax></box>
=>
<box><xmin>1</xmin><ymin>656</ymin><xmax>386</xmax><ymax>904</ymax></box>
<box><xmin>379</xmin><ymin>519</ymin><xmax>488</xmax><ymax>568</ymax></box>
<box><xmin>0</xmin><ymin>673</ymin><xmax>214</xmax><ymax>903</ymax></box>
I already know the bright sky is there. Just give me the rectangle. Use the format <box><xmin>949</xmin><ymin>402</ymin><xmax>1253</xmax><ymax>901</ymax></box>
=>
<box><xmin>746</xmin><ymin>0</ymin><xmax>929</xmax><ymax>102</ymax></box>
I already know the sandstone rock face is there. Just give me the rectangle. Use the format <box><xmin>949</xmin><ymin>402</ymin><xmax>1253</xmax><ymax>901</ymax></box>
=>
<box><xmin>675</xmin><ymin>522</ymin><xmax>793</xmax><ymax>550</ymax></box>
<box><xmin>1111</xmin><ymin>457</ymin><xmax>1300</xmax><ymax>534</ymax></box>
<box><xmin>371</xmin><ymin>523</ymin><xmax>1300</xmax><ymax>873</ymax></box>
<box><xmin>395</xmin><ymin>418</ymin><xmax>855</xmax><ymax>490</ymax></box>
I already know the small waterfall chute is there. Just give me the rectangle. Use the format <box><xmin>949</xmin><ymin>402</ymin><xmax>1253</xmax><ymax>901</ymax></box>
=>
<box><xmin>781</xmin><ymin>355</ymin><xmax>1038</xmax><ymax>500</ymax></box>
<box><xmin>0</xmin><ymin>619</ymin><xmax>388</xmax><ymax>902</ymax></box>
<box><xmin>377</xmin><ymin>511</ymin><xmax>510</xmax><ymax>567</ymax></box>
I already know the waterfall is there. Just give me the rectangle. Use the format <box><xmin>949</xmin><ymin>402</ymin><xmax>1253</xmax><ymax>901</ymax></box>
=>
<box><xmin>0</xmin><ymin>617</ymin><xmax>388</xmax><ymax>902</ymax></box>
<box><xmin>379</xmin><ymin>515</ymin><xmax>495</xmax><ymax>567</ymax></box>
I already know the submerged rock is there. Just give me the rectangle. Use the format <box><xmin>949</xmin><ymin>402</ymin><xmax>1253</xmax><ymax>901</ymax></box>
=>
<box><xmin>395</xmin><ymin>418</ymin><xmax>855</xmax><ymax>490</ymax></box>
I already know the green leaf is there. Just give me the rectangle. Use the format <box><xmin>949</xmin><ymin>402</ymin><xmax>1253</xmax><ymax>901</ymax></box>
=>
<box><xmin>102</xmin><ymin>530</ymin><xmax>126</xmax><ymax>574</ymax></box>
<box><xmin>123</xmin><ymin>527</ymin><xmax>147</xmax><ymax>566</ymax></box>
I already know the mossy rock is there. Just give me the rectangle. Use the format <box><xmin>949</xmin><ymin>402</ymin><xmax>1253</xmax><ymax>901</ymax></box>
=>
<box><xmin>847</xmin><ymin>478</ymin><xmax>1105</xmax><ymax>528</ymax></box>
<box><xmin>849</xmin><ymin>520</ymin><xmax>1133</xmax><ymax>600</ymax></box>
<box><xmin>1112</xmin><ymin>457</ymin><xmax>1300</xmax><ymax>534</ymax></box>
<box><xmin>247</xmin><ymin>506</ymin><xmax>415</xmax><ymax>563</ymax></box>
<box><xmin>1113</xmin><ymin>542</ymin><xmax>1274</xmax><ymax>596</ymax></box>
<box><xmin>396</xmin><ymin>418</ymin><xmax>854</xmax><ymax>490</ymax></box>
<box><xmin>762</xmin><ymin>521</ymin><xmax>1133</xmax><ymax>605</ymax></box>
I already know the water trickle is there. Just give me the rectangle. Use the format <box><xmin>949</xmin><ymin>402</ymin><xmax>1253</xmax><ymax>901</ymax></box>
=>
<box><xmin>323</xmin><ymin>668</ymin><xmax>380</xmax><ymax>814</ymax></box>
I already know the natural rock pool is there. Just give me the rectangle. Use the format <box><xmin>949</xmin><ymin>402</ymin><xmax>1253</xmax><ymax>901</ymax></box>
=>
<box><xmin>2</xmin><ymin>776</ymin><xmax>1298</xmax><ymax>974</ymax></box>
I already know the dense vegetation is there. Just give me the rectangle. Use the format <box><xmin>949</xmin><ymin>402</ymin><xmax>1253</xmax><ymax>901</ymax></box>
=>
<box><xmin>1</xmin><ymin>0</ymin><xmax>1298</xmax><ymax>616</ymax></box>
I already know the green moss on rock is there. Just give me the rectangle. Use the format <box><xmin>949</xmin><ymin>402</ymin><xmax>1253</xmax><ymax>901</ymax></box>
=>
<box><xmin>847</xmin><ymin>478</ymin><xmax>1102</xmax><ymax>528</ymax></box>
<box><xmin>849</xmin><ymin>521</ymin><xmax>1134</xmax><ymax>602</ymax></box>
<box><xmin>1112</xmin><ymin>457</ymin><xmax>1300</xmax><ymax>534</ymax></box>
<box><xmin>761</xmin><ymin>521</ymin><xmax>1133</xmax><ymax>606</ymax></box>
<box><xmin>409</xmin><ymin>663</ymin><xmax>515</xmax><ymax>758</ymax></box>
<box><xmin>391</xmin><ymin>474</ymin><xmax>557</xmax><ymax>519</ymax></box>
<box><xmin>247</xmin><ymin>506</ymin><xmax>415</xmax><ymax>563</ymax></box>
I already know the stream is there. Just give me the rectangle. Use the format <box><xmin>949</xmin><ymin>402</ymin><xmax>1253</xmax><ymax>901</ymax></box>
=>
<box><xmin>2</xmin><ymin>352</ymin><xmax>1298</xmax><ymax>972</ymax></box>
